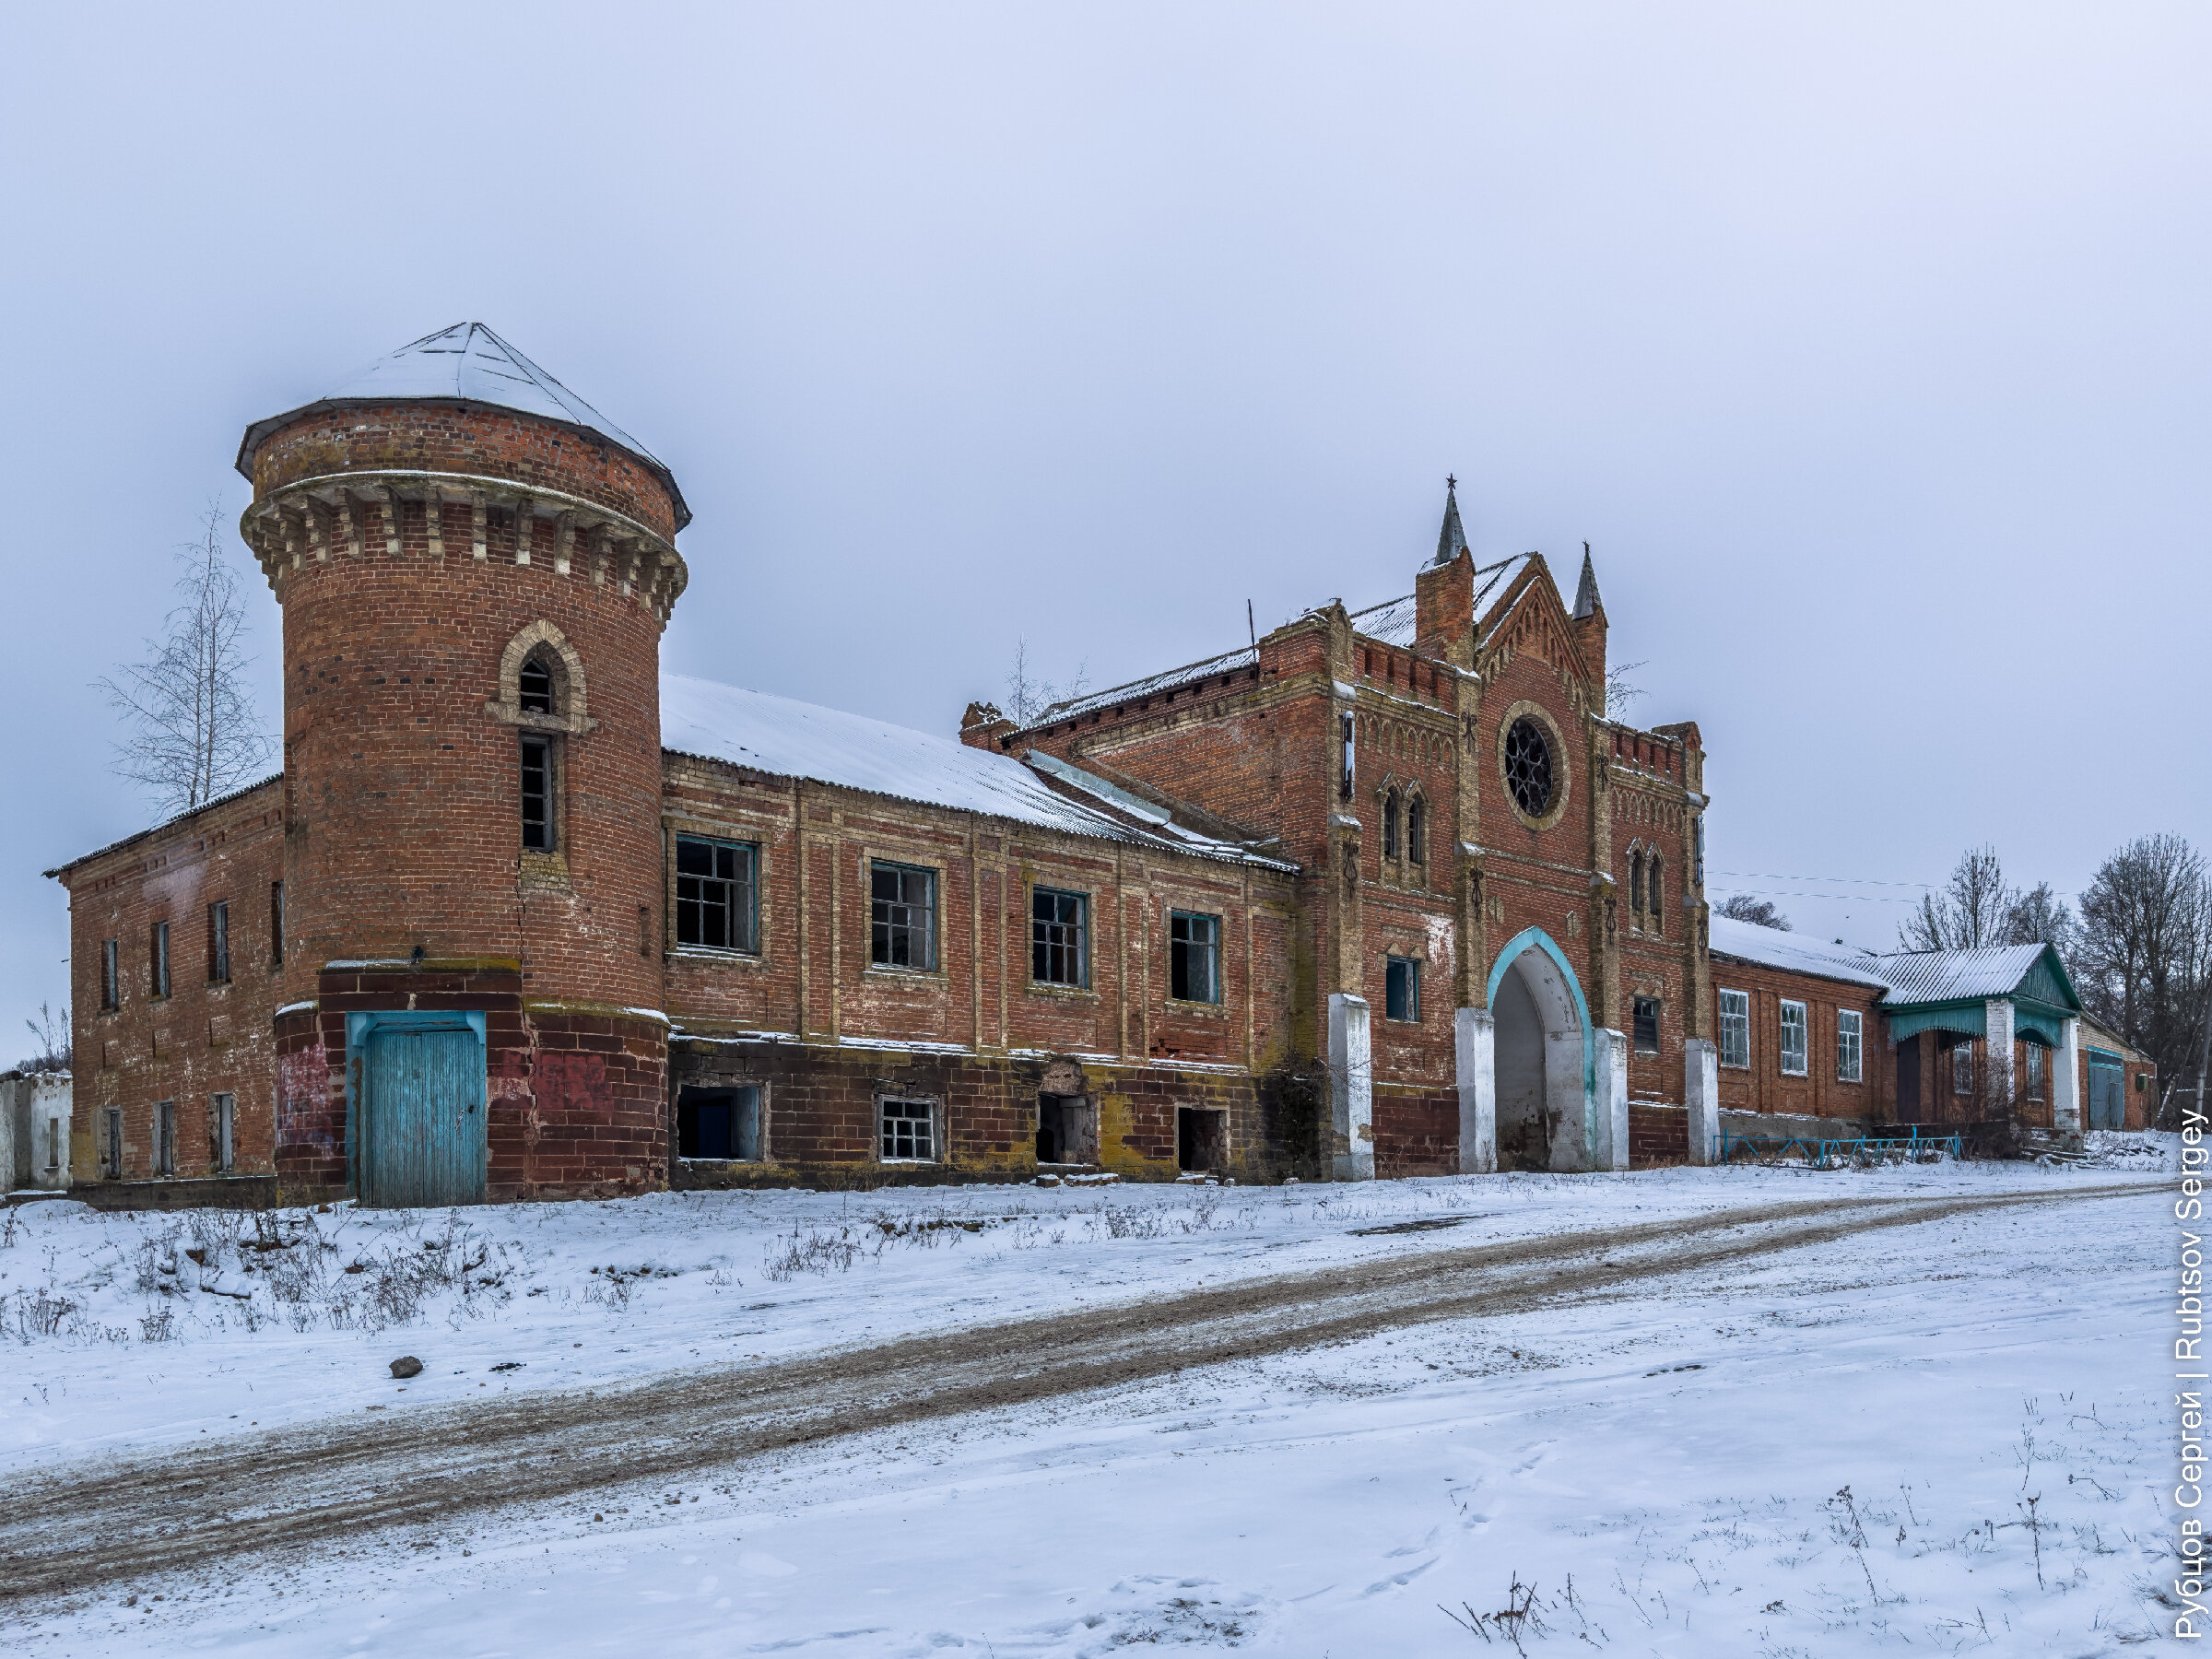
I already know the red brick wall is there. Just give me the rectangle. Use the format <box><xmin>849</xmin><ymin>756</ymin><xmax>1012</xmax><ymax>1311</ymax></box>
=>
<box><xmin>1707</xmin><ymin>957</ymin><xmax>1888</xmax><ymax>1121</ymax></box>
<box><xmin>60</xmin><ymin>781</ymin><xmax>293</xmax><ymax>1182</ymax></box>
<box><xmin>1629</xmin><ymin>1102</ymin><xmax>1689</xmax><ymax>1164</ymax></box>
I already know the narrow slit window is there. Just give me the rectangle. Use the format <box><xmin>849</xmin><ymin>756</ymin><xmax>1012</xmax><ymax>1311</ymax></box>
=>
<box><xmin>1385</xmin><ymin>955</ymin><xmax>1421</xmax><ymax>1022</ymax></box>
<box><xmin>1630</xmin><ymin>853</ymin><xmax>1644</xmax><ymax>919</ymax></box>
<box><xmin>879</xmin><ymin>1096</ymin><xmax>935</xmax><ymax>1162</ymax></box>
<box><xmin>520</xmin><ymin>735</ymin><xmax>554</xmax><ymax>850</ymax></box>
<box><xmin>871</xmin><ymin>862</ymin><xmax>937</xmax><ymax>971</ymax></box>
<box><xmin>677</xmin><ymin>836</ymin><xmax>759</xmax><ymax>953</ymax></box>
<box><xmin>151</xmin><ymin>920</ymin><xmax>171</xmax><ymax>999</ymax></box>
<box><xmin>1648</xmin><ymin>861</ymin><xmax>1663</xmax><ymax>935</ymax></box>
<box><xmin>212</xmin><ymin>1093</ymin><xmax>236</xmax><ymax>1174</ymax></box>
<box><xmin>1382</xmin><ymin>791</ymin><xmax>1400</xmax><ymax>859</ymax></box>
<box><xmin>270</xmin><ymin>881</ymin><xmax>284</xmax><ymax>968</ymax></box>
<box><xmin>104</xmin><ymin>1107</ymin><xmax>123</xmax><ymax>1180</ymax></box>
<box><xmin>100</xmin><ymin>937</ymin><xmax>119</xmax><ymax>1010</ymax></box>
<box><xmin>1779</xmin><ymin>1000</ymin><xmax>1807</xmax><ymax>1076</ymax></box>
<box><xmin>154</xmin><ymin>1100</ymin><xmax>176</xmax><ymax>1178</ymax></box>
<box><xmin>1837</xmin><ymin>1009</ymin><xmax>1863</xmax><ymax>1083</ymax></box>
<box><xmin>207</xmin><ymin>900</ymin><xmax>230</xmax><ymax>984</ymax></box>
<box><xmin>1406</xmin><ymin>798</ymin><xmax>1426</xmax><ymax>865</ymax></box>
<box><xmin>1032</xmin><ymin>888</ymin><xmax>1088</xmax><ymax>987</ymax></box>
<box><xmin>1340</xmin><ymin>713</ymin><xmax>1355</xmax><ymax>801</ymax></box>
<box><xmin>1170</xmin><ymin>910</ymin><xmax>1221</xmax><ymax>1005</ymax></box>
<box><xmin>1718</xmin><ymin>989</ymin><xmax>1750</xmax><ymax>1068</ymax></box>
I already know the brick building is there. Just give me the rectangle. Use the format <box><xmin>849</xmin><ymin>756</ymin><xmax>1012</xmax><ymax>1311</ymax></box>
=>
<box><xmin>42</xmin><ymin>324</ymin><xmax>2100</xmax><ymax>1207</ymax></box>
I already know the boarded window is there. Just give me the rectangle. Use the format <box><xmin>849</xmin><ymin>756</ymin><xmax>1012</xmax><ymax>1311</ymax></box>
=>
<box><xmin>677</xmin><ymin>836</ymin><xmax>759</xmax><ymax>952</ymax></box>
<box><xmin>1837</xmin><ymin>1009</ymin><xmax>1863</xmax><ymax>1083</ymax></box>
<box><xmin>1633</xmin><ymin>996</ymin><xmax>1661</xmax><ymax>1054</ymax></box>
<box><xmin>1718</xmin><ymin>989</ymin><xmax>1750</xmax><ymax>1069</ymax></box>
<box><xmin>879</xmin><ymin>1096</ymin><xmax>935</xmax><ymax>1161</ymax></box>
<box><xmin>520</xmin><ymin>735</ymin><xmax>555</xmax><ymax>850</ymax></box>
<box><xmin>1779</xmin><ymin>1000</ymin><xmax>1807</xmax><ymax>1077</ymax></box>
<box><xmin>1170</xmin><ymin>911</ymin><xmax>1220</xmax><ymax>1004</ymax></box>
<box><xmin>207</xmin><ymin>900</ymin><xmax>230</xmax><ymax>984</ymax></box>
<box><xmin>871</xmin><ymin>862</ymin><xmax>936</xmax><ymax>970</ymax></box>
<box><xmin>1385</xmin><ymin>955</ymin><xmax>1421</xmax><ymax>1022</ymax></box>
<box><xmin>1032</xmin><ymin>888</ymin><xmax>1088</xmax><ymax>986</ymax></box>
<box><xmin>678</xmin><ymin>1086</ymin><xmax>763</xmax><ymax>1161</ymax></box>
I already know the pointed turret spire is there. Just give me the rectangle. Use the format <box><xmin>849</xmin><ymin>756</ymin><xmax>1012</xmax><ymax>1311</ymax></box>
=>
<box><xmin>1571</xmin><ymin>540</ymin><xmax>1602</xmax><ymax>619</ymax></box>
<box><xmin>1432</xmin><ymin>475</ymin><xmax>1469</xmax><ymax>567</ymax></box>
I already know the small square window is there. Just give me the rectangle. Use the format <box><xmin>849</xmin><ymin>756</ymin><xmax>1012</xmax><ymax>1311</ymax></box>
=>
<box><xmin>1718</xmin><ymin>989</ymin><xmax>1749</xmax><ymax>1069</ymax></box>
<box><xmin>1837</xmin><ymin>1009</ymin><xmax>1863</xmax><ymax>1083</ymax></box>
<box><xmin>1032</xmin><ymin>888</ymin><xmax>1088</xmax><ymax>987</ymax></box>
<box><xmin>677</xmin><ymin>836</ymin><xmax>759</xmax><ymax>953</ymax></box>
<box><xmin>880</xmin><ymin>1096</ymin><xmax>935</xmax><ymax>1162</ymax></box>
<box><xmin>872</xmin><ymin>862</ymin><xmax>937</xmax><ymax>971</ymax></box>
<box><xmin>1385</xmin><ymin>956</ymin><xmax>1421</xmax><ymax>1022</ymax></box>
<box><xmin>1170</xmin><ymin>911</ymin><xmax>1220</xmax><ymax>1005</ymax></box>
<box><xmin>1779</xmin><ymin>1001</ymin><xmax>1807</xmax><ymax>1077</ymax></box>
<box><xmin>1632</xmin><ymin>996</ymin><xmax>1661</xmax><ymax>1054</ymax></box>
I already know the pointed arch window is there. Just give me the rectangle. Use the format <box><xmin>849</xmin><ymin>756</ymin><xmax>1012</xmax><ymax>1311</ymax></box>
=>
<box><xmin>1406</xmin><ymin>796</ymin><xmax>1427</xmax><ymax>865</ymax></box>
<box><xmin>1629</xmin><ymin>849</ymin><xmax>1645</xmax><ymax>920</ymax></box>
<box><xmin>1382</xmin><ymin>790</ymin><xmax>1401</xmax><ymax>859</ymax></box>
<box><xmin>1648</xmin><ymin>857</ymin><xmax>1663</xmax><ymax>936</ymax></box>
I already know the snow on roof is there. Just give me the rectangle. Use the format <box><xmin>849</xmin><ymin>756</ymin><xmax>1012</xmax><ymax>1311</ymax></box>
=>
<box><xmin>1875</xmin><ymin>944</ymin><xmax>2053</xmax><ymax>1006</ymax></box>
<box><xmin>1034</xmin><ymin>644</ymin><xmax>1258</xmax><ymax>725</ymax></box>
<box><xmin>1348</xmin><ymin>594</ymin><xmax>1418</xmax><ymax>646</ymax></box>
<box><xmin>43</xmin><ymin>772</ymin><xmax>283</xmax><ymax>880</ymax></box>
<box><xmin>1708</xmin><ymin>915</ymin><xmax>1891</xmax><ymax>990</ymax></box>
<box><xmin>660</xmin><ymin>674</ymin><xmax>1286</xmax><ymax>867</ymax></box>
<box><xmin>235</xmin><ymin>323</ymin><xmax>689</xmax><ymax>530</ymax></box>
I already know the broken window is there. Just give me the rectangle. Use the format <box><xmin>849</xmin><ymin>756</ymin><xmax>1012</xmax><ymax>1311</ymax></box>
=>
<box><xmin>1406</xmin><ymin>797</ymin><xmax>1426</xmax><ymax>865</ymax></box>
<box><xmin>212</xmin><ymin>1093</ymin><xmax>236</xmax><ymax>1174</ymax></box>
<box><xmin>678</xmin><ymin>1086</ymin><xmax>762</xmax><ymax>1161</ymax></box>
<box><xmin>677</xmin><ymin>836</ymin><xmax>759</xmax><ymax>953</ymax></box>
<box><xmin>100</xmin><ymin>937</ymin><xmax>119</xmax><ymax>1010</ymax></box>
<box><xmin>519</xmin><ymin>653</ymin><xmax>556</xmax><ymax>714</ymax></box>
<box><xmin>1340</xmin><ymin>713</ymin><xmax>1355</xmax><ymax>801</ymax></box>
<box><xmin>1633</xmin><ymin>995</ymin><xmax>1661</xmax><ymax>1054</ymax></box>
<box><xmin>1170</xmin><ymin>910</ymin><xmax>1220</xmax><ymax>1004</ymax></box>
<box><xmin>270</xmin><ymin>881</ymin><xmax>285</xmax><ymax>968</ymax></box>
<box><xmin>879</xmin><ymin>1096</ymin><xmax>935</xmax><ymax>1162</ymax></box>
<box><xmin>1837</xmin><ymin>1009</ymin><xmax>1863</xmax><ymax>1083</ymax></box>
<box><xmin>1177</xmin><ymin>1105</ymin><xmax>1228</xmax><ymax>1173</ymax></box>
<box><xmin>1382</xmin><ymin>791</ymin><xmax>1400</xmax><ymax>858</ymax></box>
<box><xmin>1036</xmin><ymin>1094</ymin><xmax>1098</xmax><ymax>1165</ymax></box>
<box><xmin>151</xmin><ymin>920</ymin><xmax>171</xmax><ymax>999</ymax></box>
<box><xmin>207</xmin><ymin>900</ymin><xmax>230</xmax><ymax>984</ymax></box>
<box><xmin>520</xmin><ymin>735</ymin><xmax>555</xmax><ymax>850</ymax></box>
<box><xmin>1385</xmin><ymin>955</ymin><xmax>1421</xmax><ymax>1022</ymax></box>
<box><xmin>1718</xmin><ymin>989</ymin><xmax>1750</xmax><ymax>1068</ymax></box>
<box><xmin>153</xmin><ymin>1100</ymin><xmax>176</xmax><ymax>1178</ymax></box>
<box><xmin>1778</xmin><ymin>1000</ymin><xmax>1807</xmax><ymax>1077</ymax></box>
<box><xmin>1032</xmin><ymin>888</ymin><xmax>1088</xmax><ymax>987</ymax></box>
<box><xmin>871</xmin><ymin>862</ymin><xmax>936</xmax><ymax>970</ymax></box>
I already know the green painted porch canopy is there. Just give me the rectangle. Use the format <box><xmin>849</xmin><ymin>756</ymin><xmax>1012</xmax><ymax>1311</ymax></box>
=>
<box><xmin>1880</xmin><ymin>942</ymin><xmax>2082</xmax><ymax>1047</ymax></box>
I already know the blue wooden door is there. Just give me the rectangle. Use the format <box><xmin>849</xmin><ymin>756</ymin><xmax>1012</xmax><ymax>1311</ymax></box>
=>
<box><xmin>363</xmin><ymin>1027</ymin><xmax>486</xmax><ymax>1206</ymax></box>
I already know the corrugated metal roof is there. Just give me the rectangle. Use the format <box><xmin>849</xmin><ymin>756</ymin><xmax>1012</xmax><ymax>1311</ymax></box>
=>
<box><xmin>1708</xmin><ymin>915</ymin><xmax>1891</xmax><ymax>990</ymax></box>
<box><xmin>42</xmin><ymin>773</ymin><xmax>283</xmax><ymax>879</ymax></box>
<box><xmin>1876</xmin><ymin>944</ymin><xmax>2053</xmax><ymax>1006</ymax></box>
<box><xmin>1033</xmin><ymin>644</ymin><xmax>1257</xmax><ymax>725</ymax></box>
<box><xmin>661</xmin><ymin>674</ymin><xmax>1287</xmax><ymax>867</ymax></box>
<box><xmin>235</xmin><ymin>323</ymin><xmax>690</xmax><ymax>531</ymax></box>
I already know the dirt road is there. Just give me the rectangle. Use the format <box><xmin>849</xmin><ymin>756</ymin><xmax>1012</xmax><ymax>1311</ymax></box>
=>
<box><xmin>0</xmin><ymin>1182</ymin><xmax>2144</xmax><ymax>1599</ymax></box>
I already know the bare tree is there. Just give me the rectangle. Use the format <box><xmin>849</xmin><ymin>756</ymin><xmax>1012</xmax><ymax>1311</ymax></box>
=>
<box><xmin>96</xmin><ymin>505</ymin><xmax>276</xmax><ymax>818</ymax></box>
<box><xmin>1004</xmin><ymin>638</ymin><xmax>1091</xmax><ymax>727</ymax></box>
<box><xmin>2005</xmin><ymin>880</ymin><xmax>2075</xmax><ymax>954</ymax></box>
<box><xmin>2075</xmin><ymin>833</ymin><xmax>2211</xmax><ymax>1110</ymax></box>
<box><xmin>17</xmin><ymin>1000</ymin><xmax>70</xmax><ymax>1075</ymax></box>
<box><xmin>1715</xmin><ymin>893</ymin><xmax>1792</xmax><ymax>931</ymax></box>
<box><xmin>1605</xmin><ymin>658</ymin><xmax>1648</xmax><ymax>717</ymax></box>
<box><xmin>1900</xmin><ymin>845</ymin><xmax>2017</xmax><ymax>950</ymax></box>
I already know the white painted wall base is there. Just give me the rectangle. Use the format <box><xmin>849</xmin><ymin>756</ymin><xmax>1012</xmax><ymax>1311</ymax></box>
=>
<box><xmin>1546</xmin><ymin>1031</ymin><xmax>1586</xmax><ymax>1171</ymax></box>
<box><xmin>1455</xmin><ymin>1007</ymin><xmax>1496</xmax><ymax>1174</ymax></box>
<box><xmin>1328</xmin><ymin>993</ymin><xmax>1374</xmax><ymax>1181</ymax></box>
<box><xmin>1685</xmin><ymin>1038</ymin><xmax>1720</xmax><ymax>1165</ymax></box>
<box><xmin>2053</xmin><ymin>1016</ymin><xmax>2082</xmax><ymax>1141</ymax></box>
<box><xmin>1591</xmin><ymin>1029</ymin><xmax>1630</xmax><ymax>1171</ymax></box>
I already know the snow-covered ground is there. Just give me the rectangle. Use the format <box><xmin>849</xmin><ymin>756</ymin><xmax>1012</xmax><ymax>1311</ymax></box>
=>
<box><xmin>0</xmin><ymin>1142</ymin><xmax>2177</xmax><ymax>1655</ymax></box>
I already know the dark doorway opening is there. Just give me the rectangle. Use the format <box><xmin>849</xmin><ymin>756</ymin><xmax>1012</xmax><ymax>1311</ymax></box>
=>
<box><xmin>678</xmin><ymin>1086</ymin><xmax>762</xmax><ymax>1161</ymax></box>
<box><xmin>1036</xmin><ymin>1093</ymin><xmax>1098</xmax><ymax>1166</ymax></box>
<box><xmin>1177</xmin><ymin>1105</ymin><xmax>1228</xmax><ymax>1172</ymax></box>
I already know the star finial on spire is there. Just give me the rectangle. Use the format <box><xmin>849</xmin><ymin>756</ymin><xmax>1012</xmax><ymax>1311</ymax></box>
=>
<box><xmin>1433</xmin><ymin>477</ymin><xmax>1469</xmax><ymax>567</ymax></box>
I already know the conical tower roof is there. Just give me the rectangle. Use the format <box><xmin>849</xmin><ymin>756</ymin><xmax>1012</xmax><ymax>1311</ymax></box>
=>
<box><xmin>235</xmin><ymin>323</ymin><xmax>689</xmax><ymax>530</ymax></box>
<box><xmin>1571</xmin><ymin>542</ymin><xmax>1602</xmax><ymax>619</ymax></box>
<box><xmin>1432</xmin><ymin>476</ymin><xmax>1469</xmax><ymax>566</ymax></box>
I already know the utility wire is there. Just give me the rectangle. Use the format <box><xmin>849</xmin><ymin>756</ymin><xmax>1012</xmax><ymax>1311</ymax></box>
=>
<box><xmin>1709</xmin><ymin>888</ymin><xmax>1923</xmax><ymax>905</ymax></box>
<box><xmin>1711</xmin><ymin>869</ymin><xmax>1932</xmax><ymax>888</ymax></box>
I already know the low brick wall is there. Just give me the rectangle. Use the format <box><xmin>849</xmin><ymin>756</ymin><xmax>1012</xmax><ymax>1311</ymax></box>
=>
<box><xmin>1629</xmin><ymin>1102</ymin><xmax>1689</xmax><ymax>1165</ymax></box>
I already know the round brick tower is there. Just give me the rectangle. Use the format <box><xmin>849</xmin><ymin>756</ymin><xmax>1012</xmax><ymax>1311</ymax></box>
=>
<box><xmin>236</xmin><ymin>324</ymin><xmax>688</xmax><ymax>1204</ymax></box>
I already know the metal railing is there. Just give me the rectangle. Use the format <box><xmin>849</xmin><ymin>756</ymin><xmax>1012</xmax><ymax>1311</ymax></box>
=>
<box><xmin>1716</xmin><ymin>1126</ymin><xmax>1964</xmax><ymax>1169</ymax></box>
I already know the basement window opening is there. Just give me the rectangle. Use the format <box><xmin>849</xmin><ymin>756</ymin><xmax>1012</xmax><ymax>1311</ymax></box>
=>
<box><xmin>678</xmin><ymin>1085</ymin><xmax>762</xmax><ymax>1161</ymax></box>
<box><xmin>879</xmin><ymin>1096</ymin><xmax>935</xmax><ymax>1162</ymax></box>
<box><xmin>1177</xmin><ymin>1105</ymin><xmax>1228</xmax><ymax>1173</ymax></box>
<box><xmin>1036</xmin><ymin>1093</ymin><xmax>1098</xmax><ymax>1166</ymax></box>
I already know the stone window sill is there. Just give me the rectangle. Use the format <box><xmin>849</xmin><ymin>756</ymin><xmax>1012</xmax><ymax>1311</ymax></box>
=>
<box><xmin>864</xmin><ymin>966</ymin><xmax>949</xmax><ymax>988</ymax></box>
<box><xmin>1027</xmin><ymin>982</ymin><xmax>1099</xmax><ymax>1003</ymax></box>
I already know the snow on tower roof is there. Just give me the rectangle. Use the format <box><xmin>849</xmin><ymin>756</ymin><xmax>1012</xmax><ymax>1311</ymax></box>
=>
<box><xmin>660</xmin><ymin>674</ymin><xmax>1289</xmax><ymax>868</ymax></box>
<box><xmin>235</xmin><ymin>323</ymin><xmax>689</xmax><ymax>530</ymax></box>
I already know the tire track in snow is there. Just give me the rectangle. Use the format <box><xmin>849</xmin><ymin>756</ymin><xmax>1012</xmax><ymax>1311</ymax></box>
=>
<box><xmin>0</xmin><ymin>1182</ymin><xmax>2144</xmax><ymax>1600</ymax></box>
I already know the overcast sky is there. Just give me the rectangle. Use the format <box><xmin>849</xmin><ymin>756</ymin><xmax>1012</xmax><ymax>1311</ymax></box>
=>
<box><xmin>2</xmin><ymin>3</ymin><xmax>2204</xmax><ymax>1046</ymax></box>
